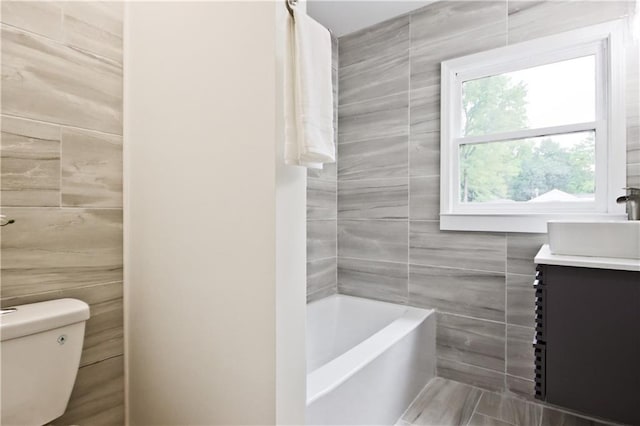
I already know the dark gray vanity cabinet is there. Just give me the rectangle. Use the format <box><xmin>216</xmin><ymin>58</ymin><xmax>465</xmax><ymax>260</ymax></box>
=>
<box><xmin>533</xmin><ymin>264</ymin><xmax>640</xmax><ymax>425</ymax></box>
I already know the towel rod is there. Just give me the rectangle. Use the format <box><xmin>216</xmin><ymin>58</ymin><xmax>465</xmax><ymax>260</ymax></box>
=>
<box><xmin>286</xmin><ymin>0</ymin><xmax>333</xmax><ymax>36</ymax></box>
<box><xmin>286</xmin><ymin>0</ymin><xmax>297</xmax><ymax>17</ymax></box>
<box><xmin>0</xmin><ymin>215</ymin><xmax>15</xmax><ymax>227</ymax></box>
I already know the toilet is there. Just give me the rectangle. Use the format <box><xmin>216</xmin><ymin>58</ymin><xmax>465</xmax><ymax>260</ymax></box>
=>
<box><xmin>0</xmin><ymin>298</ymin><xmax>90</xmax><ymax>426</ymax></box>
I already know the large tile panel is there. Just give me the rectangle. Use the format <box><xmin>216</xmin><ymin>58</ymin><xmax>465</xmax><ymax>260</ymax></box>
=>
<box><xmin>539</xmin><ymin>407</ymin><xmax>612</xmax><ymax>426</ymax></box>
<box><xmin>628</xmin><ymin>163</ymin><xmax>640</xmax><ymax>187</ymax></box>
<box><xmin>0</xmin><ymin>207</ymin><xmax>123</xmax><ymax>297</ymax></box>
<box><xmin>307</xmin><ymin>257</ymin><xmax>336</xmax><ymax>295</ymax></box>
<box><xmin>307</xmin><ymin>284</ymin><xmax>337</xmax><ymax>303</ymax></box>
<box><xmin>401</xmin><ymin>377</ymin><xmax>482</xmax><ymax>426</ymax></box>
<box><xmin>506</xmin><ymin>375</ymin><xmax>536</xmax><ymax>400</ymax></box>
<box><xmin>506</xmin><ymin>325</ymin><xmax>535</xmax><ymax>380</ymax></box>
<box><xmin>507</xmin><ymin>1</ymin><xmax>631</xmax><ymax>44</ymax></box>
<box><xmin>2</xmin><ymin>25</ymin><xmax>123</xmax><ymax>134</ymax></box>
<box><xmin>338</xmin><ymin>136</ymin><xmax>408</xmax><ymax>181</ymax></box>
<box><xmin>410</xmin><ymin>221</ymin><xmax>506</xmax><ymax>272</ymax></box>
<box><xmin>338</xmin><ymin>178</ymin><xmax>408</xmax><ymax>220</ymax></box>
<box><xmin>338</xmin><ymin>92</ymin><xmax>408</xmax><ymax>144</ymax></box>
<box><xmin>410</xmin><ymin>131</ymin><xmax>440</xmax><ymax>177</ymax></box>
<box><xmin>338</xmin><ymin>219</ymin><xmax>408</xmax><ymax>263</ymax></box>
<box><xmin>307</xmin><ymin>178</ymin><xmax>337</xmax><ymax>220</ymax></box>
<box><xmin>53</xmin><ymin>355</ymin><xmax>124</xmax><ymax>426</ymax></box>
<box><xmin>410</xmin><ymin>1</ymin><xmax>507</xmax><ymax>49</ymax></box>
<box><xmin>409</xmin><ymin>264</ymin><xmax>505</xmax><ymax>322</ymax></box>
<box><xmin>437</xmin><ymin>357</ymin><xmax>505</xmax><ymax>392</ymax></box>
<box><xmin>338</xmin><ymin>257</ymin><xmax>408</xmax><ymax>304</ymax></box>
<box><xmin>410</xmin><ymin>21</ymin><xmax>506</xmax><ymax>90</ymax></box>
<box><xmin>409</xmin><ymin>176</ymin><xmax>439</xmax><ymax>221</ymax></box>
<box><xmin>61</xmin><ymin>127</ymin><xmax>123</xmax><ymax>208</ymax></box>
<box><xmin>339</xmin><ymin>15</ymin><xmax>409</xmax><ymax>69</ymax></box>
<box><xmin>307</xmin><ymin>220</ymin><xmax>337</xmax><ymax>261</ymax></box>
<box><xmin>410</xmin><ymin>83</ymin><xmax>440</xmax><ymax>135</ymax></box>
<box><xmin>467</xmin><ymin>413</ymin><xmax>513</xmax><ymax>426</ymax></box>
<box><xmin>62</xmin><ymin>1</ymin><xmax>123</xmax><ymax>63</ymax></box>
<box><xmin>507</xmin><ymin>273</ymin><xmax>535</xmax><ymax>327</ymax></box>
<box><xmin>475</xmin><ymin>391</ymin><xmax>542</xmax><ymax>426</ymax></box>
<box><xmin>1</xmin><ymin>0</ymin><xmax>63</xmax><ymax>40</ymax></box>
<box><xmin>1</xmin><ymin>115</ymin><xmax>60</xmax><ymax>206</ymax></box>
<box><xmin>437</xmin><ymin>312</ymin><xmax>505</xmax><ymax>372</ymax></box>
<box><xmin>339</xmin><ymin>49</ymin><xmax>409</xmax><ymax>106</ymax></box>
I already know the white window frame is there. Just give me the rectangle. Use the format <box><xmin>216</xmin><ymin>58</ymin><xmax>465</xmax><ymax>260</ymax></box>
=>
<box><xmin>440</xmin><ymin>20</ymin><xmax>627</xmax><ymax>233</ymax></box>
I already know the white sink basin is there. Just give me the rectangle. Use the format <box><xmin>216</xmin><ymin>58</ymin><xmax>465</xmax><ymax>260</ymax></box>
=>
<box><xmin>548</xmin><ymin>221</ymin><xmax>640</xmax><ymax>259</ymax></box>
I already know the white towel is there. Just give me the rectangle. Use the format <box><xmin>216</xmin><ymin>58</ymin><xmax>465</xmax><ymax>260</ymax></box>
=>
<box><xmin>284</xmin><ymin>9</ymin><xmax>335</xmax><ymax>169</ymax></box>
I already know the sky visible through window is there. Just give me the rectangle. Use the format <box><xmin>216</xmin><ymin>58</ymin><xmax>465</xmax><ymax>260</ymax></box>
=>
<box><xmin>508</xmin><ymin>55</ymin><xmax>595</xmax><ymax>132</ymax></box>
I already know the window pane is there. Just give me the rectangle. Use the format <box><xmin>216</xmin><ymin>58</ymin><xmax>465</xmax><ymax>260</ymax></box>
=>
<box><xmin>461</xmin><ymin>56</ymin><xmax>596</xmax><ymax>136</ymax></box>
<box><xmin>459</xmin><ymin>132</ymin><xmax>595</xmax><ymax>203</ymax></box>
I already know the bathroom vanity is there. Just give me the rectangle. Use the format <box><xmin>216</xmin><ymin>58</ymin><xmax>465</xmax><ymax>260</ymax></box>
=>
<box><xmin>534</xmin><ymin>245</ymin><xmax>640</xmax><ymax>425</ymax></box>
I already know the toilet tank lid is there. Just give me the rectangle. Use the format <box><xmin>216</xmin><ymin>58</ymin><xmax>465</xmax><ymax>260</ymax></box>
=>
<box><xmin>1</xmin><ymin>298</ymin><xmax>90</xmax><ymax>341</ymax></box>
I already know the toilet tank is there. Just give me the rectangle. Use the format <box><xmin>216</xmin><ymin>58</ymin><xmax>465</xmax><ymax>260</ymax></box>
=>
<box><xmin>0</xmin><ymin>298</ymin><xmax>90</xmax><ymax>426</ymax></box>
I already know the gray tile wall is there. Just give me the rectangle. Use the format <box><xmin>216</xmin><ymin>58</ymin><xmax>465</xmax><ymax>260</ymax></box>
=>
<box><xmin>334</xmin><ymin>0</ymin><xmax>638</xmax><ymax>397</ymax></box>
<box><xmin>307</xmin><ymin>35</ymin><xmax>339</xmax><ymax>302</ymax></box>
<box><xmin>1</xmin><ymin>2</ymin><xmax>124</xmax><ymax>423</ymax></box>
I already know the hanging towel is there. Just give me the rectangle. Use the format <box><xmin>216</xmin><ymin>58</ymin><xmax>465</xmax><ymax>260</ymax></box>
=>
<box><xmin>284</xmin><ymin>8</ymin><xmax>335</xmax><ymax>169</ymax></box>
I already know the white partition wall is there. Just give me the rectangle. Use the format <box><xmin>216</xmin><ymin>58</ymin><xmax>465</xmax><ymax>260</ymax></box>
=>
<box><xmin>124</xmin><ymin>2</ymin><xmax>306</xmax><ymax>424</ymax></box>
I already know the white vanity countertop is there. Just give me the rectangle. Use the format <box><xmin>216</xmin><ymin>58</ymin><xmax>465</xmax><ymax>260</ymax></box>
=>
<box><xmin>535</xmin><ymin>244</ymin><xmax>640</xmax><ymax>272</ymax></box>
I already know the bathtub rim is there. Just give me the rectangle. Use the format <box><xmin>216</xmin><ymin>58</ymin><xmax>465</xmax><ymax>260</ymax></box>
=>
<box><xmin>306</xmin><ymin>296</ymin><xmax>434</xmax><ymax>405</ymax></box>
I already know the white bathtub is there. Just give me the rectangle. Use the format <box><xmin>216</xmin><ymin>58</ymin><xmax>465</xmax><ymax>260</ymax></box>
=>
<box><xmin>306</xmin><ymin>295</ymin><xmax>436</xmax><ymax>425</ymax></box>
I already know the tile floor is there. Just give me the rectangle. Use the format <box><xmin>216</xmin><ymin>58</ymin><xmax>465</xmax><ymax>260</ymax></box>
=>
<box><xmin>396</xmin><ymin>378</ymin><xmax>622</xmax><ymax>426</ymax></box>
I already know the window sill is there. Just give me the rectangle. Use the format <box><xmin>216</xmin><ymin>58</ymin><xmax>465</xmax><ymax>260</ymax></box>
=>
<box><xmin>440</xmin><ymin>213</ymin><xmax>628</xmax><ymax>233</ymax></box>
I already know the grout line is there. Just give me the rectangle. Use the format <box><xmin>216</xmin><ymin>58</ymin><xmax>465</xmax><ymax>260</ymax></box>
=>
<box><xmin>307</xmin><ymin>284</ymin><xmax>337</xmax><ymax>303</ymax></box>
<box><xmin>0</xmin><ymin>206</ymin><xmax>124</xmax><ymax>210</ymax></box>
<box><xmin>308</xmin><ymin>176</ymin><xmax>338</xmax><ymax>185</ymax></box>
<box><xmin>337</xmin><ymin>46</ymin><xmax>408</xmax><ymax>80</ymax></box>
<box><xmin>1</xmin><ymin>113</ymin><xmax>123</xmax><ymax>138</ymax></box>
<box><xmin>1</xmin><ymin>22</ymin><xmax>123</xmax><ymax>67</ymax></box>
<box><xmin>338</xmin><ymin>89</ymin><xmax>409</xmax><ymax>110</ymax></box>
<box><xmin>467</xmin><ymin>390</ymin><xmax>484</xmax><ymax>426</ymax></box>
<box><xmin>339</xmin><ymin>255</ymin><xmax>407</xmax><ymax>267</ymax></box>
<box><xmin>504</xmin><ymin>233</ymin><xmax>508</xmax><ymax>389</ymax></box>
<box><xmin>2</xmin><ymin>206</ymin><xmax>123</xmax><ymax>212</ymax></box>
<box><xmin>477</xmin><ymin>413</ymin><xmax>518</xmax><ymax>426</ymax></box>
<box><xmin>1</xmin><ymin>280</ymin><xmax>124</xmax><ymax>304</ymax></box>
<box><xmin>408</xmin><ymin>259</ymin><xmax>507</xmax><ymax>276</ymax></box>
<box><xmin>338</xmin><ymin>130</ymin><xmax>410</xmax><ymax>147</ymax></box>
<box><xmin>505</xmin><ymin>0</ymin><xmax>510</xmax><ymax>46</ymax></box>
<box><xmin>407</xmin><ymin>174</ymin><xmax>440</xmax><ymax>180</ymax></box>
<box><xmin>335</xmin><ymin>35</ymin><xmax>340</xmax><ymax>296</ymax></box>
<box><xmin>58</xmin><ymin>125</ymin><xmax>63</xmax><ymax>208</ymax></box>
<box><xmin>507</xmin><ymin>323</ymin><xmax>534</xmax><ymax>332</ymax></box>
<box><xmin>504</xmin><ymin>373</ymin><xmax>534</xmax><ymax>383</ymax></box>
<box><xmin>436</xmin><ymin>377</ymin><xmax>625</xmax><ymax>426</ymax></box>
<box><xmin>508</xmin><ymin>271</ymin><xmax>539</xmax><ymax>278</ymax></box>
<box><xmin>337</xmin><ymin>217</ymin><xmax>407</xmax><ymax>222</ymax></box>
<box><xmin>308</xmin><ymin>255</ymin><xmax>337</xmax><ymax>263</ymax></box>
<box><xmin>79</xmin><ymin>353</ymin><xmax>123</xmax><ymax>369</ymax></box>
<box><xmin>438</xmin><ymin>356</ymin><xmax>506</xmax><ymax>376</ymax></box>
<box><xmin>406</xmin><ymin>11</ymin><xmax>412</xmax><ymax>309</ymax></box>
<box><xmin>434</xmin><ymin>310</ymin><xmax>507</xmax><ymax>326</ymax></box>
<box><xmin>337</xmin><ymin>176</ymin><xmax>413</xmax><ymax>184</ymax></box>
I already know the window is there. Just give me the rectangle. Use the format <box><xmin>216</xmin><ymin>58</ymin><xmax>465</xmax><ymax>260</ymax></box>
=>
<box><xmin>440</xmin><ymin>20</ymin><xmax>627</xmax><ymax>232</ymax></box>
